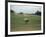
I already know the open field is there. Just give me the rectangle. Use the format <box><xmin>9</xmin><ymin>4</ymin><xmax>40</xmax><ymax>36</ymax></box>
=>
<box><xmin>10</xmin><ymin>12</ymin><xmax>41</xmax><ymax>32</ymax></box>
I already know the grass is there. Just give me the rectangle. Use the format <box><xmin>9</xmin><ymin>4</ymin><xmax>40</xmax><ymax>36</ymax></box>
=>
<box><xmin>10</xmin><ymin>12</ymin><xmax>41</xmax><ymax>32</ymax></box>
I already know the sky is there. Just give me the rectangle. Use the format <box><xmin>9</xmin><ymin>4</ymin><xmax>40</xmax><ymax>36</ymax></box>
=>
<box><xmin>10</xmin><ymin>5</ymin><xmax>41</xmax><ymax>14</ymax></box>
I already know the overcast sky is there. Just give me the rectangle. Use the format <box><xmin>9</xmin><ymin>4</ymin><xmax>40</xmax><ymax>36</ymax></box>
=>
<box><xmin>10</xmin><ymin>5</ymin><xmax>41</xmax><ymax>14</ymax></box>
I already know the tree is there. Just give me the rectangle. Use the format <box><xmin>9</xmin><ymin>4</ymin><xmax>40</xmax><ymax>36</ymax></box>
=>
<box><xmin>35</xmin><ymin>11</ymin><xmax>41</xmax><ymax>16</ymax></box>
<box><xmin>19</xmin><ymin>12</ymin><xmax>23</xmax><ymax>14</ymax></box>
<box><xmin>10</xmin><ymin>10</ymin><xmax>14</xmax><ymax>13</ymax></box>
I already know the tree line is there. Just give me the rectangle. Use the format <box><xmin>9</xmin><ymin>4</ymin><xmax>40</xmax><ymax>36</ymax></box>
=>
<box><xmin>10</xmin><ymin>10</ymin><xmax>41</xmax><ymax>16</ymax></box>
